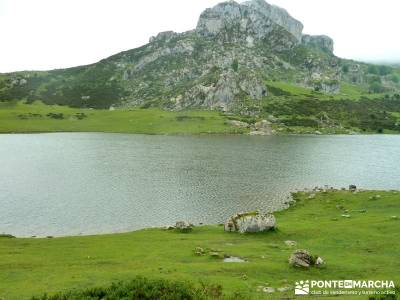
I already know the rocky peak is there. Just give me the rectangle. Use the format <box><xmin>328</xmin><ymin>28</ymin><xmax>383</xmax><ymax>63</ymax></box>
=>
<box><xmin>242</xmin><ymin>0</ymin><xmax>303</xmax><ymax>41</ymax></box>
<box><xmin>196</xmin><ymin>0</ymin><xmax>303</xmax><ymax>46</ymax></box>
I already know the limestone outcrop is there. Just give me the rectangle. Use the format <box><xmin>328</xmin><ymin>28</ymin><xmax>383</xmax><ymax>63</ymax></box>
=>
<box><xmin>224</xmin><ymin>212</ymin><xmax>276</xmax><ymax>233</ymax></box>
<box><xmin>196</xmin><ymin>0</ymin><xmax>303</xmax><ymax>46</ymax></box>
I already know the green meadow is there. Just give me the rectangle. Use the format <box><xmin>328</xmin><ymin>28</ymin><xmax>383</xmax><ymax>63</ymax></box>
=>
<box><xmin>0</xmin><ymin>190</ymin><xmax>399</xmax><ymax>299</ymax></box>
<box><xmin>0</xmin><ymin>101</ymin><xmax>246</xmax><ymax>135</ymax></box>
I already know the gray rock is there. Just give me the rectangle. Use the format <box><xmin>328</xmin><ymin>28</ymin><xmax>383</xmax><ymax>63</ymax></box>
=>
<box><xmin>223</xmin><ymin>256</ymin><xmax>246</xmax><ymax>263</ymax></box>
<box><xmin>163</xmin><ymin>225</ymin><xmax>175</xmax><ymax>230</ymax></box>
<box><xmin>250</xmin><ymin>120</ymin><xmax>273</xmax><ymax>135</ymax></box>
<box><xmin>175</xmin><ymin>221</ymin><xmax>193</xmax><ymax>233</ymax></box>
<box><xmin>224</xmin><ymin>212</ymin><xmax>276</xmax><ymax>233</ymax></box>
<box><xmin>209</xmin><ymin>251</ymin><xmax>222</xmax><ymax>258</ymax></box>
<box><xmin>284</xmin><ymin>240</ymin><xmax>297</xmax><ymax>247</ymax></box>
<box><xmin>262</xmin><ymin>287</ymin><xmax>275</xmax><ymax>293</ymax></box>
<box><xmin>315</xmin><ymin>256</ymin><xmax>325</xmax><ymax>266</ymax></box>
<box><xmin>289</xmin><ymin>249</ymin><xmax>324</xmax><ymax>268</ymax></box>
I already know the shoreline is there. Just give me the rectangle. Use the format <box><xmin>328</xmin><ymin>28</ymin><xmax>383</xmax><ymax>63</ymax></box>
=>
<box><xmin>1</xmin><ymin>130</ymin><xmax>399</xmax><ymax>136</ymax></box>
<box><xmin>3</xmin><ymin>188</ymin><xmax>398</xmax><ymax>240</ymax></box>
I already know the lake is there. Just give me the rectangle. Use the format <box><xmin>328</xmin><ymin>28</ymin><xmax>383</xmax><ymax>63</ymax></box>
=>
<box><xmin>1</xmin><ymin>133</ymin><xmax>399</xmax><ymax>237</ymax></box>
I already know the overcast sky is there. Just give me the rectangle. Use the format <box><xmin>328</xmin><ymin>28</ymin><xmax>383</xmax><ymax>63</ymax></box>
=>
<box><xmin>1</xmin><ymin>0</ymin><xmax>399</xmax><ymax>73</ymax></box>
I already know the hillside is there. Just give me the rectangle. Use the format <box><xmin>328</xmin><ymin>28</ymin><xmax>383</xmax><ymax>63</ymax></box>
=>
<box><xmin>1</xmin><ymin>0</ymin><xmax>400</xmax><ymax>133</ymax></box>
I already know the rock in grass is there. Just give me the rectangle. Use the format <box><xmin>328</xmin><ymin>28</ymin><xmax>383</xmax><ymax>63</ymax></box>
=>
<box><xmin>262</xmin><ymin>287</ymin><xmax>275</xmax><ymax>293</ymax></box>
<box><xmin>175</xmin><ymin>221</ymin><xmax>193</xmax><ymax>233</ymax></box>
<box><xmin>284</xmin><ymin>240</ymin><xmax>297</xmax><ymax>247</ymax></box>
<box><xmin>289</xmin><ymin>249</ymin><xmax>324</xmax><ymax>268</ymax></box>
<box><xmin>224</xmin><ymin>212</ymin><xmax>276</xmax><ymax>233</ymax></box>
<box><xmin>223</xmin><ymin>256</ymin><xmax>246</xmax><ymax>263</ymax></box>
<box><xmin>163</xmin><ymin>225</ymin><xmax>175</xmax><ymax>230</ymax></box>
<box><xmin>315</xmin><ymin>257</ymin><xmax>325</xmax><ymax>266</ymax></box>
<box><xmin>308</xmin><ymin>193</ymin><xmax>316</xmax><ymax>199</ymax></box>
<box><xmin>194</xmin><ymin>247</ymin><xmax>205</xmax><ymax>256</ymax></box>
<box><xmin>209</xmin><ymin>252</ymin><xmax>222</xmax><ymax>258</ymax></box>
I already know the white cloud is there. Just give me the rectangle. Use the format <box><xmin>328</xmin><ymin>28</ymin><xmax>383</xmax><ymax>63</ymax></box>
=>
<box><xmin>0</xmin><ymin>0</ymin><xmax>399</xmax><ymax>72</ymax></box>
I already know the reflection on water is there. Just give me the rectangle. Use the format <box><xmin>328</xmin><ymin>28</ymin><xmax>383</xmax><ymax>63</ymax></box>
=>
<box><xmin>0</xmin><ymin>133</ymin><xmax>399</xmax><ymax>237</ymax></box>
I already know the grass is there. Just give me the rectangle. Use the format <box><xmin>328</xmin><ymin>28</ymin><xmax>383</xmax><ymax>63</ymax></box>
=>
<box><xmin>0</xmin><ymin>190</ymin><xmax>399</xmax><ymax>299</ymax></box>
<box><xmin>0</xmin><ymin>101</ymin><xmax>247</xmax><ymax>135</ymax></box>
<box><xmin>265</xmin><ymin>80</ymin><xmax>387</xmax><ymax>101</ymax></box>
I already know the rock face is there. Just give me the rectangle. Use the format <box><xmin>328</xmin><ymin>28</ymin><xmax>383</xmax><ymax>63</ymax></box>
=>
<box><xmin>224</xmin><ymin>212</ymin><xmax>276</xmax><ymax>233</ymax></box>
<box><xmin>197</xmin><ymin>0</ymin><xmax>303</xmax><ymax>45</ymax></box>
<box><xmin>182</xmin><ymin>70</ymin><xmax>267</xmax><ymax>111</ymax></box>
<box><xmin>302</xmin><ymin>34</ymin><xmax>334</xmax><ymax>53</ymax></box>
<box><xmin>243</xmin><ymin>0</ymin><xmax>303</xmax><ymax>42</ymax></box>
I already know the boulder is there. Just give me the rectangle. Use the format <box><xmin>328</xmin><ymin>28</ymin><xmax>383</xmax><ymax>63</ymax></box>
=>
<box><xmin>175</xmin><ymin>221</ymin><xmax>193</xmax><ymax>233</ymax></box>
<box><xmin>223</xmin><ymin>256</ymin><xmax>246</xmax><ymax>263</ymax></box>
<box><xmin>284</xmin><ymin>240</ymin><xmax>297</xmax><ymax>247</ymax></box>
<box><xmin>224</xmin><ymin>212</ymin><xmax>276</xmax><ymax>233</ymax></box>
<box><xmin>289</xmin><ymin>249</ymin><xmax>324</xmax><ymax>268</ymax></box>
<box><xmin>250</xmin><ymin>120</ymin><xmax>273</xmax><ymax>135</ymax></box>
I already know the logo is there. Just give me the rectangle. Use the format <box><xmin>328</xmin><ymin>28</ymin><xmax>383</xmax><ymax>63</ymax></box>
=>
<box><xmin>294</xmin><ymin>280</ymin><xmax>396</xmax><ymax>296</ymax></box>
<box><xmin>295</xmin><ymin>280</ymin><xmax>310</xmax><ymax>295</ymax></box>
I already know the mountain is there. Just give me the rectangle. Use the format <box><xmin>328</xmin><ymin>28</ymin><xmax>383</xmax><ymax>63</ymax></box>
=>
<box><xmin>1</xmin><ymin>0</ymin><xmax>400</xmax><ymax>119</ymax></box>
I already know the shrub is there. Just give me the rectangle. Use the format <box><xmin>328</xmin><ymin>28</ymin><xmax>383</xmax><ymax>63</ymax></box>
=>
<box><xmin>0</xmin><ymin>234</ymin><xmax>15</xmax><ymax>238</ymax></box>
<box><xmin>31</xmin><ymin>277</ymin><xmax>224</xmax><ymax>300</ymax></box>
<box><xmin>390</xmin><ymin>74</ymin><xmax>399</xmax><ymax>83</ymax></box>
<box><xmin>369</xmin><ymin>82</ymin><xmax>385</xmax><ymax>93</ymax></box>
<box><xmin>368</xmin><ymin>65</ymin><xmax>392</xmax><ymax>76</ymax></box>
<box><xmin>231</xmin><ymin>59</ymin><xmax>239</xmax><ymax>72</ymax></box>
<box><xmin>46</xmin><ymin>113</ymin><xmax>64</xmax><ymax>120</ymax></box>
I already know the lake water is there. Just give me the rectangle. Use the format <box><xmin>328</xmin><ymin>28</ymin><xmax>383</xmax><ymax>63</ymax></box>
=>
<box><xmin>1</xmin><ymin>133</ymin><xmax>399</xmax><ymax>237</ymax></box>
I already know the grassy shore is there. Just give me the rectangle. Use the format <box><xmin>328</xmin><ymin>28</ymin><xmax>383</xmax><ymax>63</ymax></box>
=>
<box><xmin>0</xmin><ymin>101</ymin><xmax>246</xmax><ymax>135</ymax></box>
<box><xmin>0</xmin><ymin>190</ymin><xmax>399</xmax><ymax>299</ymax></box>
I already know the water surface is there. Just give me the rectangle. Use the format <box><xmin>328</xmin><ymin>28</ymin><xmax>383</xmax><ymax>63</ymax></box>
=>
<box><xmin>1</xmin><ymin>133</ymin><xmax>399</xmax><ymax>237</ymax></box>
